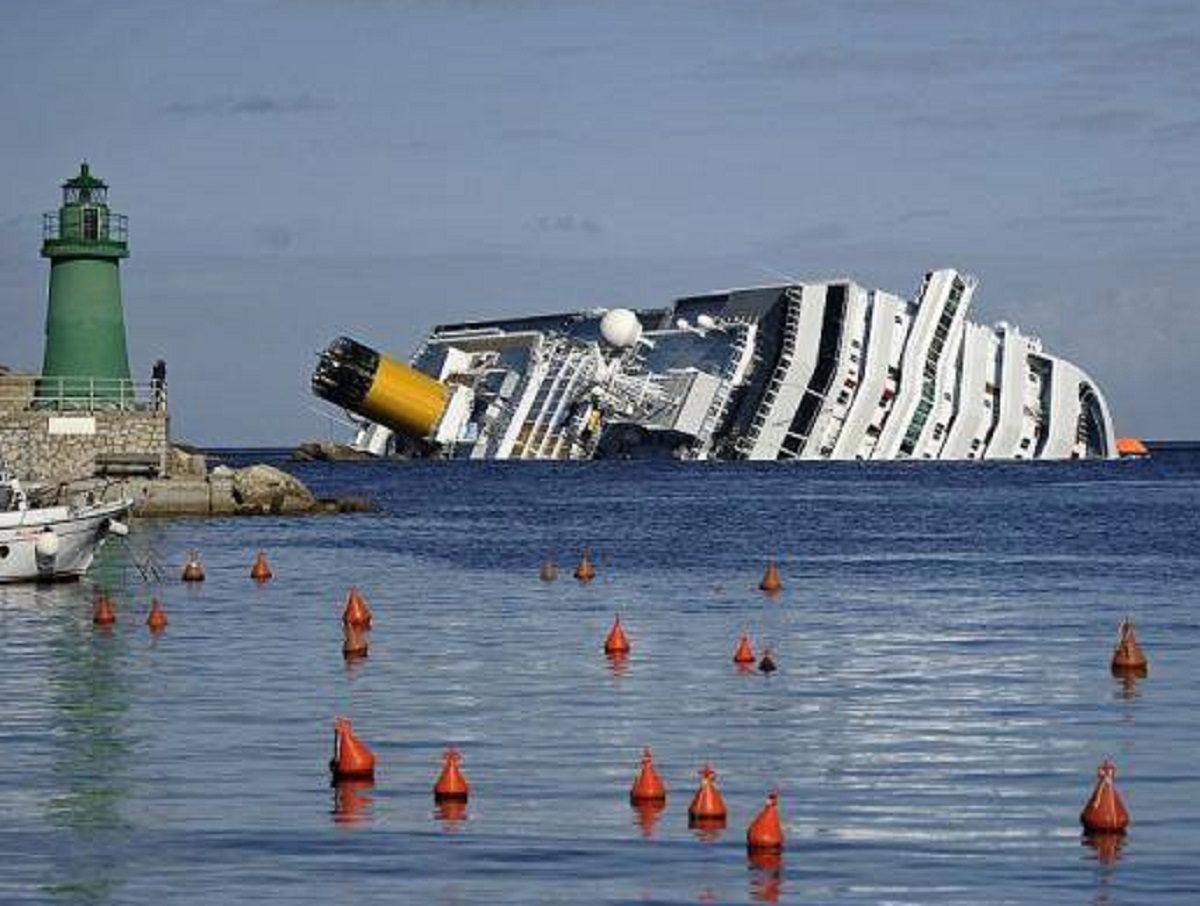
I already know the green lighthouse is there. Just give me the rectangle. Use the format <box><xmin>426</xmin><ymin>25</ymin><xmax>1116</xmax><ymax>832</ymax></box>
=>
<box><xmin>39</xmin><ymin>162</ymin><xmax>133</xmax><ymax>406</ymax></box>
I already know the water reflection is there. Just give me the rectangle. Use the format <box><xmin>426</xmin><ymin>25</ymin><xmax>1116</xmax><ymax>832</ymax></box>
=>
<box><xmin>434</xmin><ymin>799</ymin><xmax>468</xmax><ymax>830</ymax></box>
<box><xmin>605</xmin><ymin>652</ymin><xmax>629</xmax><ymax>677</ymax></box>
<box><xmin>688</xmin><ymin>816</ymin><xmax>726</xmax><ymax>843</ymax></box>
<box><xmin>747</xmin><ymin>850</ymin><xmax>784</xmax><ymax>903</ymax></box>
<box><xmin>47</xmin><ymin>596</ymin><xmax>132</xmax><ymax>900</ymax></box>
<box><xmin>1082</xmin><ymin>831</ymin><xmax>1126</xmax><ymax>865</ymax></box>
<box><xmin>1084</xmin><ymin>833</ymin><xmax>1124</xmax><ymax>906</ymax></box>
<box><xmin>1111</xmin><ymin>672</ymin><xmax>1142</xmax><ymax>702</ymax></box>
<box><xmin>331</xmin><ymin>779</ymin><xmax>375</xmax><ymax>826</ymax></box>
<box><xmin>630</xmin><ymin>800</ymin><xmax>665</xmax><ymax>839</ymax></box>
<box><xmin>343</xmin><ymin>651</ymin><xmax>369</xmax><ymax>678</ymax></box>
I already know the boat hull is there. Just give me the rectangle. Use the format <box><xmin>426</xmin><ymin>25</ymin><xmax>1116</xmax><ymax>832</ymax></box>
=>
<box><xmin>0</xmin><ymin>499</ymin><xmax>132</xmax><ymax>583</ymax></box>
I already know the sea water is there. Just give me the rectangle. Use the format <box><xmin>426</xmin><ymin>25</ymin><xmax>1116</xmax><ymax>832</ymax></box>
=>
<box><xmin>2</xmin><ymin>450</ymin><xmax>1199</xmax><ymax>904</ymax></box>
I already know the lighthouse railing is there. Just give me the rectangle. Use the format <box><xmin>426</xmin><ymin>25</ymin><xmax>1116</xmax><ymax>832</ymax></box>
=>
<box><xmin>0</xmin><ymin>374</ymin><xmax>166</xmax><ymax>414</ymax></box>
<box><xmin>43</xmin><ymin>211</ymin><xmax>129</xmax><ymax>243</ymax></box>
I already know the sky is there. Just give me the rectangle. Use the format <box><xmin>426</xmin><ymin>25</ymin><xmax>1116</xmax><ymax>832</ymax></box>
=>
<box><xmin>1</xmin><ymin>0</ymin><xmax>1197</xmax><ymax>444</ymax></box>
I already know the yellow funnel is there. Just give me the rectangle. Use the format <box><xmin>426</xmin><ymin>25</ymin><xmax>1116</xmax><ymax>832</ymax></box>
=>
<box><xmin>312</xmin><ymin>336</ymin><xmax>449</xmax><ymax>439</ymax></box>
<box><xmin>360</xmin><ymin>354</ymin><xmax>448</xmax><ymax>438</ymax></box>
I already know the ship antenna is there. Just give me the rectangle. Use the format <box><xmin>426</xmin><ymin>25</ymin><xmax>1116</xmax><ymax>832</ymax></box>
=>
<box><xmin>754</xmin><ymin>261</ymin><xmax>802</xmax><ymax>284</ymax></box>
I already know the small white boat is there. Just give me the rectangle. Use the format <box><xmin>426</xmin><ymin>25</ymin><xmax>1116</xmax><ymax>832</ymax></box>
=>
<box><xmin>0</xmin><ymin>474</ymin><xmax>132</xmax><ymax>583</ymax></box>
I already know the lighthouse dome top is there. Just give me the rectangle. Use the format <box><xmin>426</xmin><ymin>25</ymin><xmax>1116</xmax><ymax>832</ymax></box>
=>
<box><xmin>43</xmin><ymin>161</ymin><xmax>127</xmax><ymax>257</ymax></box>
<box><xmin>62</xmin><ymin>162</ymin><xmax>108</xmax><ymax>206</ymax></box>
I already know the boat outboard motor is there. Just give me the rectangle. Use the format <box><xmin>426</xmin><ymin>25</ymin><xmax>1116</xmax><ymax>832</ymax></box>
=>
<box><xmin>98</xmin><ymin>517</ymin><xmax>129</xmax><ymax>538</ymax></box>
<box><xmin>34</xmin><ymin>527</ymin><xmax>60</xmax><ymax>575</ymax></box>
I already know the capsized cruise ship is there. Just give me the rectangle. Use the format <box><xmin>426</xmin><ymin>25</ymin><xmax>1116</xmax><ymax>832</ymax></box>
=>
<box><xmin>312</xmin><ymin>268</ymin><xmax>1116</xmax><ymax>461</ymax></box>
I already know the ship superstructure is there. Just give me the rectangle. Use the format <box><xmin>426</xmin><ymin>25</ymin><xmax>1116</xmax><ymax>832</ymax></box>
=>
<box><xmin>312</xmin><ymin>268</ymin><xmax>1115</xmax><ymax>461</ymax></box>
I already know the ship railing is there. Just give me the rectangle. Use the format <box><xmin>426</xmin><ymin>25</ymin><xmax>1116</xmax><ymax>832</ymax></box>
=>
<box><xmin>695</xmin><ymin>328</ymin><xmax>752</xmax><ymax>446</ymax></box>
<box><xmin>0</xmin><ymin>375</ymin><xmax>167</xmax><ymax>414</ymax></box>
<box><xmin>737</xmin><ymin>293</ymin><xmax>802</xmax><ymax>456</ymax></box>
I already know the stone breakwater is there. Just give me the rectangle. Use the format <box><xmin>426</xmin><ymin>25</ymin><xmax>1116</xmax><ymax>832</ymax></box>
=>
<box><xmin>0</xmin><ymin>366</ymin><xmax>368</xmax><ymax>515</ymax></box>
<box><xmin>80</xmin><ymin>462</ymin><xmax>373</xmax><ymax>517</ymax></box>
<box><xmin>0</xmin><ymin>408</ymin><xmax>168</xmax><ymax>483</ymax></box>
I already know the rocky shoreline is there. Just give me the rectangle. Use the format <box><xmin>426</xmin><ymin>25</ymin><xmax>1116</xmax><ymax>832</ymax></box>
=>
<box><xmin>61</xmin><ymin>447</ymin><xmax>373</xmax><ymax>517</ymax></box>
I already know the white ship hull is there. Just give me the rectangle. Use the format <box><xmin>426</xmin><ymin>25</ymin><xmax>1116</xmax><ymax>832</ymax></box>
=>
<box><xmin>314</xmin><ymin>267</ymin><xmax>1117</xmax><ymax>462</ymax></box>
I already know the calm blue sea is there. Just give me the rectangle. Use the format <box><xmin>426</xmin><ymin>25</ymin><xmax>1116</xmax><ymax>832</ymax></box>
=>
<box><xmin>2</xmin><ymin>450</ymin><xmax>1200</xmax><ymax>905</ymax></box>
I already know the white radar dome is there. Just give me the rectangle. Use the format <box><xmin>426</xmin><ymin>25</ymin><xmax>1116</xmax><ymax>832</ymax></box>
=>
<box><xmin>600</xmin><ymin>308</ymin><xmax>643</xmax><ymax>348</ymax></box>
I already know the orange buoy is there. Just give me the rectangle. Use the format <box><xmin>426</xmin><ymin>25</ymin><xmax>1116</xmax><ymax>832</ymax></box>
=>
<box><xmin>1115</xmin><ymin>437</ymin><xmax>1149</xmax><ymax>458</ymax></box>
<box><xmin>540</xmin><ymin>559</ymin><xmax>559</xmax><ymax>582</ymax></box>
<box><xmin>1111</xmin><ymin>617</ymin><xmax>1148</xmax><ymax>677</ymax></box>
<box><xmin>92</xmin><ymin>593</ymin><xmax>116</xmax><ymax>626</ymax></box>
<box><xmin>630</xmin><ymin>747</ymin><xmax>667</xmax><ymax>804</ymax></box>
<box><xmin>688</xmin><ymin>764</ymin><xmax>727</xmax><ymax>824</ymax></box>
<box><xmin>758</xmin><ymin>648</ymin><xmax>777</xmax><ymax>674</ymax></box>
<box><xmin>433</xmin><ymin>748</ymin><xmax>469</xmax><ymax>802</ymax></box>
<box><xmin>329</xmin><ymin>717</ymin><xmax>376</xmax><ymax>782</ymax></box>
<box><xmin>342</xmin><ymin>586</ymin><xmax>373</xmax><ymax>629</ymax></box>
<box><xmin>746</xmin><ymin>791</ymin><xmax>785</xmax><ymax>852</ymax></box>
<box><xmin>1080</xmin><ymin>759</ymin><xmax>1130</xmax><ymax>834</ymax></box>
<box><xmin>181</xmin><ymin>551</ymin><xmax>205</xmax><ymax>582</ymax></box>
<box><xmin>604</xmin><ymin>614</ymin><xmax>631</xmax><ymax>656</ymax></box>
<box><xmin>250</xmin><ymin>550</ymin><xmax>273</xmax><ymax>582</ymax></box>
<box><xmin>759</xmin><ymin>559</ymin><xmax>782</xmax><ymax>594</ymax></box>
<box><xmin>574</xmin><ymin>548</ymin><xmax>596</xmax><ymax>582</ymax></box>
<box><xmin>343</xmin><ymin>625</ymin><xmax>369</xmax><ymax>660</ymax></box>
<box><xmin>146</xmin><ymin>598</ymin><xmax>168</xmax><ymax>632</ymax></box>
<box><xmin>733</xmin><ymin>631</ymin><xmax>756</xmax><ymax>665</ymax></box>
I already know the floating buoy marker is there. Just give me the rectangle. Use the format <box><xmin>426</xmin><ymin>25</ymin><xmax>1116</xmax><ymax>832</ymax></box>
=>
<box><xmin>1080</xmin><ymin>759</ymin><xmax>1130</xmax><ymax>834</ymax></box>
<box><xmin>688</xmin><ymin>764</ymin><xmax>728</xmax><ymax>824</ymax></box>
<box><xmin>92</xmin><ymin>593</ymin><xmax>116</xmax><ymax>626</ymax></box>
<box><xmin>342</xmin><ymin>587</ymin><xmax>373</xmax><ymax>629</ymax></box>
<box><xmin>574</xmin><ymin>549</ymin><xmax>596</xmax><ymax>583</ymax></box>
<box><xmin>604</xmin><ymin>614</ymin><xmax>631</xmax><ymax>656</ymax></box>
<box><xmin>630</xmin><ymin>747</ymin><xmax>667</xmax><ymax>805</ymax></box>
<box><xmin>540</xmin><ymin>559</ymin><xmax>558</xmax><ymax>582</ymax></box>
<box><xmin>146</xmin><ymin>598</ymin><xmax>168</xmax><ymax>632</ymax></box>
<box><xmin>759</xmin><ymin>559</ymin><xmax>782</xmax><ymax>594</ymax></box>
<box><xmin>733</xmin><ymin>631</ymin><xmax>756</xmax><ymax>665</ymax></box>
<box><xmin>250</xmin><ymin>550</ymin><xmax>273</xmax><ymax>582</ymax></box>
<box><xmin>329</xmin><ymin>717</ymin><xmax>376</xmax><ymax>782</ymax></box>
<box><xmin>758</xmin><ymin>648</ymin><xmax>777</xmax><ymax>674</ymax></box>
<box><xmin>181</xmin><ymin>551</ymin><xmax>205</xmax><ymax>583</ymax></box>
<box><xmin>433</xmin><ymin>749</ymin><xmax>469</xmax><ymax>802</ymax></box>
<box><xmin>343</xmin><ymin>625</ymin><xmax>369</xmax><ymax>660</ymax></box>
<box><xmin>746</xmin><ymin>791</ymin><xmax>785</xmax><ymax>852</ymax></box>
<box><xmin>1111</xmin><ymin>617</ymin><xmax>1148</xmax><ymax>677</ymax></box>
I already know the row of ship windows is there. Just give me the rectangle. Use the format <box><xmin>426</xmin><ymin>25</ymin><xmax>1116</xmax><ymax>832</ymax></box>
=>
<box><xmin>902</xmin><ymin>295</ymin><xmax>964</xmax><ymax>451</ymax></box>
<box><xmin>771</xmin><ymin>285</ymin><xmax>1034</xmax><ymax>458</ymax></box>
